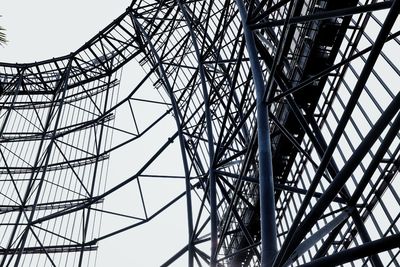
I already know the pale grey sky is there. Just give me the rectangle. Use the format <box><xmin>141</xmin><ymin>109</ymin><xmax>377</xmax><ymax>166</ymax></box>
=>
<box><xmin>1</xmin><ymin>0</ymin><xmax>131</xmax><ymax>62</ymax></box>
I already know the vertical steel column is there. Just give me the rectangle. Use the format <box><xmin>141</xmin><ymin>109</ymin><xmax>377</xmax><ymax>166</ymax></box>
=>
<box><xmin>235</xmin><ymin>0</ymin><xmax>278</xmax><ymax>266</ymax></box>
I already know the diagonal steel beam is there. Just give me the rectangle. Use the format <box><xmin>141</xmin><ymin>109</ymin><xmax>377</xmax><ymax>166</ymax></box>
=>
<box><xmin>274</xmin><ymin>1</ymin><xmax>400</xmax><ymax>264</ymax></box>
<box><xmin>300</xmin><ymin>234</ymin><xmax>400</xmax><ymax>267</ymax></box>
<box><xmin>252</xmin><ymin>1</ymin><xmax>393</xmax><ymax>29</ymax></box>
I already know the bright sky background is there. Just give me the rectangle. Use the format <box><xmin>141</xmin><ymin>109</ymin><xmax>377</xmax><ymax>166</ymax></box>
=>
<box><xmin>1</xmin><ymin>0</ymin><xmax>131</xmax><ymax>62</ymax></box>
<box><xmin>0</xmin><ymin>1</ymin><xmax>190</xmax><ymax>266</ymax></box>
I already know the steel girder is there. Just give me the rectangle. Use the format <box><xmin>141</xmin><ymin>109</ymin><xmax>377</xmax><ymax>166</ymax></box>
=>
<box><xmin>0</xmin><ymin>0</ymin><xmax>400</xmax><ymax>266</ymax></box>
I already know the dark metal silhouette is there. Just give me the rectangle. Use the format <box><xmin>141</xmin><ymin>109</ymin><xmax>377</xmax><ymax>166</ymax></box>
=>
<box><xmin>0</xmin><ymin>0</ymin><xmax>400</xmax><ymax>266</ymax></box>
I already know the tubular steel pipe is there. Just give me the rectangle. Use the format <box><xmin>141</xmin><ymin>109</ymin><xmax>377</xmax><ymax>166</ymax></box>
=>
<box><xmin>235</xmin><ymin>0</ymin><xmax>278</xmax><ymax>266</ymax></box>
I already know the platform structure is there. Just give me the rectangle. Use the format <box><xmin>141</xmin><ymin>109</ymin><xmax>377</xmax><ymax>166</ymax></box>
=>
<box><xmin>0</xmin><ymin>0</ymin><xmax>400</xmax><ymax>266</ymax></box>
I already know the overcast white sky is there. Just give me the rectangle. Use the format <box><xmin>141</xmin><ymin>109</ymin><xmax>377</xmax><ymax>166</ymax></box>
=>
<box><xmin>0</xmin><ymin>1</ymin><xmax>190</xmax><ymax>266</ymax></box>
<box><xmin>1</xmin><ymin>0</ymin><xmax>131</xmax><ymax>62</ymax></box>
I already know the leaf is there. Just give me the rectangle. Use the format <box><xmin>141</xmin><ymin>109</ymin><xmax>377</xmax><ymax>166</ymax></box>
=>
<box><xmin>0</xmin><ymin>25</ymin><xmax>7</xmax><ymax>45</ymax></box>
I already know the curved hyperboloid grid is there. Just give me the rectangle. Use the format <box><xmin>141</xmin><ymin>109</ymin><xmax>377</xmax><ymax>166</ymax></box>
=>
<box><xmin>0</xmin><ymin>0</ymin><xmax>400</xmax><ymax>266</ymax></box>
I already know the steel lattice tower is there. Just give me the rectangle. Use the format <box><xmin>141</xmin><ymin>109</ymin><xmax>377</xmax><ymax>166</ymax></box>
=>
<box><xmin>1</xmin><ymin>0</ymin><xmax>400</xmax><ymax>266</ymax></box>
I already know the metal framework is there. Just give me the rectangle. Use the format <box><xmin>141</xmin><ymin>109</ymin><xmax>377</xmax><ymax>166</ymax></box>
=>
<box><xmin>0</xmin><ymin>0</ymin><xmax>400</xmax><ymax>266</ymax></box>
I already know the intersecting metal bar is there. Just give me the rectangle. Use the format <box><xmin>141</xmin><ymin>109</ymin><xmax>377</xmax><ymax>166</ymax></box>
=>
<box><xmin>1</xmin><ymin>67</ymin><xmax>63</xmax><ymax>266</ymax></box>
<box><xmin>1</xmin><ymin>0</ymin><xmax>400</xmax><ymax>266</ymax></box>
<box><xmin>261</xmin><ymin>0</ymin><xmax>298</xmax><ymax>102</ymax></box>
<box><xmin>14</xmin><ymin>61</ymin><xmax>72</xmax><ymax>266</ymax></box>
<box><xmin>252</xmin><ymin>1</ymin><xmax>393</xmax><ymax>29</ymax></box>
<box><xmin>266</xmin><ymin>30</ymin><xmax>400</xmax><ymax>104</ymax></box>
<box><xmin>300</xmin><ymin>234</ymin><xmax>400</xmax><ymax>267</ymax></box>
<box><xmin>283</xmin><ymin>208</ymin><xmax>354</xmax><ymax>266</ymax></box>
<box><xmin>249</xmin><ymin>0</ymin><xmax>291</xmax><ymax>24</ymax></box>
<box><xmin>0</xmin><ymin>245</ymin><xmax>98</xmax><ymax>255</ymax></box>
<box><xmin>176</xmin><ymin>2</ymin><xmax>218</xmax><ymax>265</ymax></box>
<box><xmin>314</xmin><ymin>85</ymin><xmax>400</xmax><ymax>266</ymax></box>
<box><xmin>281</xmin><ymin>89</ymin><xmax>400</xmax><ymax>265</ymax></box>
<box><xmin>217</xmin><ymin>179</ymin><xmax>261</xmax><ymax>259</ymax></box>
<box><xmin>78</xmin><ymin>71</ymin><xmax>113</xmax><ymax>267</ymax></box>
<box><xmin>351</xmin><ymin>212</ymin><xmax>384</xmax><ymax>267</ymax></box>
<box><xmin>274</xmin><ymin>1</ymin><xmax>400</xmax><ymax>264</ymax></box>
<box><xmin>215</xmin><ymin>125</ymin><xmax>259</xmax><ymax>259</ymax></box>
<box><xmin>273</xmin><ymin>183</ymin><xmax>347</xmax><ymax>205</ymax></box>
<box><xmin>130</xmin><ymin>12</ymin><xmax>196</xmax><ymax>267</ymax></box>
<box><xmin>160</xmin><ymin>245</ymin><xmax>189</xmax><ymax>267</ymax></box>
<box><xmin>88</xmin><ymin>190</ymin><xmax>188</xmax><ymax>245</ymax></box>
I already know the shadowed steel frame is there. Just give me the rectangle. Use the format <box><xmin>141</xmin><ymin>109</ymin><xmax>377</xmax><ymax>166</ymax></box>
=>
<box><xmin>0</xmin><ymin>0</ymin><xmax>400</xmax><ymax>266</ymax></box>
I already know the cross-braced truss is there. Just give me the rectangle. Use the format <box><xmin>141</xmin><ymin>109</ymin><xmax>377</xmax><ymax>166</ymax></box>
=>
<box><xmin>1</xmin><ymin>0</ymin><xmax>400</xmax><ymax>266</ymax></box>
